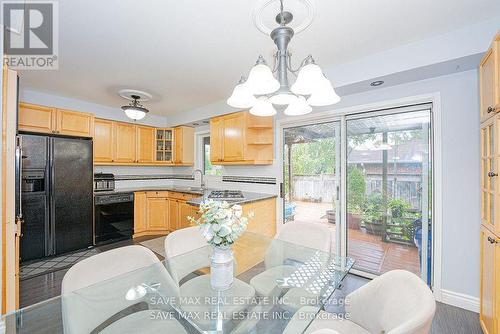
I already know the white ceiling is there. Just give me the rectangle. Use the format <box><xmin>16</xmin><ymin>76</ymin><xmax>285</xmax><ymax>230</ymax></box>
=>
<box><xmin>19</xmin><ymin>0</ymin><xmax>500</xmax><ymax>116</ymax></box>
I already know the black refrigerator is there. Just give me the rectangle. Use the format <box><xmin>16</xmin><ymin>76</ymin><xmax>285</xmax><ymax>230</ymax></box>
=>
<box><xmin>17</xmin><ymin>134</ymin><xmax>93</xmax><ymax>262</ymax></box>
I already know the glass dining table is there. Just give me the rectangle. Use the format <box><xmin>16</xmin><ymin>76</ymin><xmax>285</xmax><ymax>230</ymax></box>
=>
<box><xmin>2</xmin><ymin>232</ymin><xmax>354</xmax><ymax>334</ymax></box>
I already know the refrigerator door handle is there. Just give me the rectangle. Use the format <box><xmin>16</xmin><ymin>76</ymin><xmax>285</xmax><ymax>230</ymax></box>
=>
<box><xmin>15</xmin><ymin>135</ymin><xmax>23</xmax><ymax>220</ymax></box>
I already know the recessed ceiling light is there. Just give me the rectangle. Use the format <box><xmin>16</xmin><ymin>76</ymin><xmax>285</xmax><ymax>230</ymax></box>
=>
<box><xmin>202</xmin><ymin>120</ymin><xmax>209</xmax><ymax>124</ymax></box>
<box><xmin>192</xmin><ymin>123</ymin><xmax>199</xmax><ymax>126</ymax></box>
<box><xmin>370</xmin><ymin>80</ymin><xmax>384</xmax><ymax>87</ymax></box>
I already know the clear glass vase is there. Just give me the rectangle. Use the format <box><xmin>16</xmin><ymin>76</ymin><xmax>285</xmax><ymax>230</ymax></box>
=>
<box><xmin>210</xmin><ymin>246</ymin><xmax>234</xmax><ymax>290</ymax></box>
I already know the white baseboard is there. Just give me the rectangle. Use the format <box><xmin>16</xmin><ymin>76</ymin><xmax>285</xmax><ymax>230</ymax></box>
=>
<box><xmin>440</xmin><ymin>289</ymin><xmax>479</xmax><ymax>313</ymax></box>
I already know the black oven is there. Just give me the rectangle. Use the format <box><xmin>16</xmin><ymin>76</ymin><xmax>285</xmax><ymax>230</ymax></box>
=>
<box><xmin>94</xmin><ymin>192</ymin><xmax>134</xmax><ymax>245</ymax></box>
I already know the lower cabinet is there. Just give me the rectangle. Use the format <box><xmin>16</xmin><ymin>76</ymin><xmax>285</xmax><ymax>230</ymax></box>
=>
<box><xmin>480</xmin><ymin>225</ymin><xmax>500</xmax><ymax>334</ymax></box>
<box><xmin>133</xmin><ymin>191</ymin><xmax>199</xmax><ymax>238</ymax></box>
<box><xmin>243</xmin><ymin>198</ymin><xmax>277</xmax><ymax>238</ymax></box>
<box><xmin>147</xmin><ymin>197</ymin><xmax>169</xmax><ymax>232</ymax></box>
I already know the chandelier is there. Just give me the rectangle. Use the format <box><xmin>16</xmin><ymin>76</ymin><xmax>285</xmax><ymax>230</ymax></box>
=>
<box><xmin>227</xmin><ymin>0</ymin><xmax>340</xmax><ymax>116</ymax></box>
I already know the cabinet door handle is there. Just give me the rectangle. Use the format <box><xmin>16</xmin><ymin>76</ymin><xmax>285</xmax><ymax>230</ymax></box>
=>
<box><xmin>487</xmin><ymin>106</ymin><xmax>496</xmax><ymax>114</ymax></box>
<box><xmin>488</xmin><ymin>236</ymin><xmax>498</xmax><ymax>244</ymax></box>
<box><xmin>488</xmin><ymin>171</ymin><xmax>498</xmax><ymax>177</ymax></box>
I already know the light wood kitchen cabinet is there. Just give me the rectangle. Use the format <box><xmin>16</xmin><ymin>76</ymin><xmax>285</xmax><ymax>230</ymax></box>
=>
<box><xmin>480</xmin><ymin>226</ymin><xmax>499</xmax><ymax>334</ymax></box>
<box><xmin>155</xmin><ymin>128</ymin><xmax>173</xmax><ymax>163</ymax></box>
<box><xmin>114</xmin><ymin>122</ymin><xmax>136</xmax><ymax>163</ymax></box>
<box><xmin>243</xmin><ymin>198</ymin><xmax>277</xmax><ymax>238</ymax></box>
<box><xmin>19</xmin><ymin>103</ymin><xmax>94</xmax><ymax>137</ymax></box>
<box><xmin>146</xmin><ymin>197</ymin><xmax>169</xmax><ymax>232</ymax></box>
<box><xmin>94</xmin><ymin>119</ymin><xmax>114</xmax><ymax>162</ymax></box>
<box><xmin>210</xmin><ymin>118</ymin><xmax>223</xmax><ymax>163</ymax></box>
<box><xmin>173</xmin><ymin>126</ymin><xmax>194</xmax><ymax>165</ymax></box>
<box><xmin>18</xmin><ymin>103</ymin><xmax>55</xmax><ymax>134</ymax></box>
<box><xmin>480</xmin><ymin>31</ymin><xmax>500</xmax><ymax>334</ymax></box>
<box><xmin>133</xmin><ymin>192</ymin><xmax>148</xmax><ymax>234</ymax></box>
<box><xmin>168</xmin><ymin>199</ymin><xmax>180</xmax><ymax>230</ymax></box>
<box><xmin>55</xmin><ymin>108</ymin><xmax>94</xmax><ymax>137</ymax></box>
<box><xmin>210</xmin><ymin>111</ymin><xmax>274</xmax><ymax>165</ymax></box>
<box><xmin>136</xmin><ymin>125</ymin><xmax>155</xmax><ymax>163</ymax></box>
<box><xmin>480</xmin><ymin>32</ymin><xmax>500</xmax><ymax>123</ymax></box>
<box><xmin>178</xmin><ymin>201</ymin><xmax>193</xmax><ymax>230</ymax></box>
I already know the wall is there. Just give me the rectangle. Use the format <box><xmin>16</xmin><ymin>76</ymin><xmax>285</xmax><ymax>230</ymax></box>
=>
<box><xmin>170</xmin><ymin>69</ymin><xmax>480</xmax><ymax>304</ymax></box>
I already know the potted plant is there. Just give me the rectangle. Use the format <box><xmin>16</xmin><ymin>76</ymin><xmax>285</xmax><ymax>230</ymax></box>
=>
<box><xmin>362</xmin><ymin>193</ymin><xmax>384</xmax><ymax>235</ymax></box>
<box><xmin>188</xmin><ymin>200</ymin><xmax>252</xmax><ymax>290</ymax></box>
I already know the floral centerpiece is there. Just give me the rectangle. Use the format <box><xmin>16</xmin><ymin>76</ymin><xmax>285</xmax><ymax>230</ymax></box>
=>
<box><xmin>188</xmin><ymin>200</ymin><xmax>253</xmax><ymax>290</ymax></box>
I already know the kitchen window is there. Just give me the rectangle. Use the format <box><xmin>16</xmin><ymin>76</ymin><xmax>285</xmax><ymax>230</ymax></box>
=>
<box><xmin>202</xmin><ymin>136</ymin><xmax>222</xmax><ymax>176</ymax></box>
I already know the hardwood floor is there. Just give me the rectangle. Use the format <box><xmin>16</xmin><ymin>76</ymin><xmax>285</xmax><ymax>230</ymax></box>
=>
<box><xmin>19</xmin><ymin>237</ymin><xmax>481</xmax><ymax>333</ymax></box>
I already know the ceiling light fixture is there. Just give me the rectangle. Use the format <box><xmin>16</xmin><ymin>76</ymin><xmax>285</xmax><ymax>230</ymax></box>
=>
<box><xmin>121</xmin><ymin>94</ymin><xmax>149</xmax><ymax>121</ymax></box>
<box><xmin>227</xmin><ymin>0</ymin><xmax>340</xmax><ymax>116</ymax></box>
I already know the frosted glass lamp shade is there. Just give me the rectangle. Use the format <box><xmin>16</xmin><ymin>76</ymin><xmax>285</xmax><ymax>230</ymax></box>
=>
<box><xmin>122</xmin><ymin>106</ymin><xmax>148</xmax><ymax>120</ymax></box>
<box><xmin>269</xmin><ymin>92</ymin><xmax>297</xmax><ymax>105</ymax></box>
<box><xmin>249</xmin><ymin>97</ymin><xmax>277</xmax><ymax>116</ymax></box>
<box><xmin>227</xmin><ymin>83</ymin><xmax>256</xmax><ymax>108</ymax></box>
<box><xmin>307</xmin><ymin>77</ymin><xmax>341</xmax><ymax>107</ymax></box>
<box><xmin>245</xmin><ymin>64</ymin><xmax>280</xmax><ymax>95</ymax></box>
<box><xmin>284</xmin><ymin>96</ymin><xmax>312</xmax><ymax>116</ymax></box>
<box><xmin>291</xmin><ymin>63</ymin><xmax>324</xmax><ymax>95</ymax></box>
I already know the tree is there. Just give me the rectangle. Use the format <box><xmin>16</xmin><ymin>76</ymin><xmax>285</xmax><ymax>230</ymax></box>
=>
<box><xmin>347</xmin><ymin>166</ymin><xmax>366</xmax><ymax>214</ymax></box>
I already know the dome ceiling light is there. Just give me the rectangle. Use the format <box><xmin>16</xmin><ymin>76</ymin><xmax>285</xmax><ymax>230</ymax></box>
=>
<box><xmin>121</xmin><ymin>94</ymin><xmax>149</xmax><ymax>121</ymax></box>
<box><xmin>118</xmin><ymin>89</ymin><xmax>152</xmax><ymax>121</ymax></box>
<box><xmin>227</xmin><ymin>0</ymin><xmax>340</xmax><ymax>117</ymax></box>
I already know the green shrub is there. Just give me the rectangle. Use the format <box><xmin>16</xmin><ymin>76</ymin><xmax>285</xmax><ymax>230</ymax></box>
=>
<box><xmin>347</xmin><ymin>167</ymin><xmax>366</xmax><ymax>214</ymax></box>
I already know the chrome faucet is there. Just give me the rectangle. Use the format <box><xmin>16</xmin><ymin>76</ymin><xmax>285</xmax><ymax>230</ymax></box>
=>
<box><xmin>192</xmin><ymin>169</ymin><xmax>205</xmax><ymax>189</ymax></box>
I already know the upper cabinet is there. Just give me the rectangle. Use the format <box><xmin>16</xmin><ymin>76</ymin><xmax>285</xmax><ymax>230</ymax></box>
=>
<box><xmin>136</xmin><ymin>126</ymin><xmax>155</xmax><ymax>163</ymax></box>
<box><xmin>173</xmin><ymin>126</ymin><xmax>194</xmax><ymax>165</ymax></box>
<box><xmin>94</xmin><ymin>119</ymin><xmax>114</xmax><ymax>162</ymax></box>
<box><xmin>155</xmin><ymin>128</ymin><xmax>173</xmax><ymax>163</ymax></box>
<box><xmin>480</xmin><ymin>33</ymin><xmax>500</xmax><ymax>123</ymax></box>
<box><xmin>56</xmin><ymin>108</ymin><xmax>94</xmax><ymax>137</ymax></box>
<box><xmin>19</xmin><ymin>103</ymin><xmax>93</xmax><ymax>137</ymax></box>
<box><xmin>210</xmin><ymin>111</ymin><xmax>274</xmax><ymax>165</ymax></box>
<box><xmin>93</xmin><ymin>118</ymin><xmax>193</xmax><ymax>166</ymax></box>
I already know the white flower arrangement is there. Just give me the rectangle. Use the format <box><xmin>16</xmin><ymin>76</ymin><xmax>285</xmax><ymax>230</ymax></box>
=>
<box><xmin>188</xmin><ymin>200</ymin><xmax>253</xmax><ymax>248</ymax></box>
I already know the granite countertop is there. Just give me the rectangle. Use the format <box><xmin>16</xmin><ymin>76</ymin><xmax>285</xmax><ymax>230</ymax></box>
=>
<box><xmin>94</xmin><ymin>187</ymin><xmax>277</xmax><ymax>206</ymax></box>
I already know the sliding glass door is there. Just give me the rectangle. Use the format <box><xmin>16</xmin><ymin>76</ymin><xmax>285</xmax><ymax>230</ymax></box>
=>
<box><xmin>281</xmin><ymin>105</ymin><xmax>434</xmax><ymax>286</ymax></box>
<box><xmin>346</xmin><ymin>109</ymin><xmax>432</xmax><ymax>284</ymax></box>
<box><xmin>282</xmin><ymin>121</ymin><xmax>341</xmax><ymax>254</ymax></box>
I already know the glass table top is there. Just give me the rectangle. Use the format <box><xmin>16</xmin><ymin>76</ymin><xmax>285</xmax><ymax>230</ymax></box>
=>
<box><xmin>2</xmin><ymin>232</ymin><xmax>354</xmax><ymax>334</ymax></box>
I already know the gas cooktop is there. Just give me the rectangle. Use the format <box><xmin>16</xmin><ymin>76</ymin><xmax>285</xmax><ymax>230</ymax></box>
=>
<box><xmin>208</xmin><ymin>190</ymin><xmax>245</xmax><ymax>200</ymax></box>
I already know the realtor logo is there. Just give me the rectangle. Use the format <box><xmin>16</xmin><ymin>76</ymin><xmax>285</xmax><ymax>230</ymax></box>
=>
<box><xmin>2</xmin><ymin>0</ymin><xmax>58</xmax><ymax>70</ymax></box>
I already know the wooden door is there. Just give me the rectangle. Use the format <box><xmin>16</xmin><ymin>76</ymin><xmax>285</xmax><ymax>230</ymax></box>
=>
<box><xmin>136</xmin><ymin>126</ymin><xmax>155</xmax><ymax>163</ymax></box>
<box><xmin>18</xmin><ymin>103</ymin><xmax>55</xmax><ymax>134</ymax></box>
<box><xmin>114</xmin><ymin>122</ymin><xmax>136</xmax><ymax>163</ymax></box>
<box><xmin>480</xmin><ymin>47</ymin><xmax>498</xmax><ymax>122</ymax></box>
<box><xmin>147</xmin><ymin>198</ymin><xmax>168</xmax><ymax>231</ymax></box>
<box><xmin>168</xmin><ymin>199</ymin><xmax>179</xmax><ymax>230</ymax></box>
<box><xmin>222</xmin><ymin>113</ymin><xmax>245</xmax><ymax>161</ymax></box>
<box><xmin>133</xmin><ymin>192</ymin><xmax>147</xmax><ymax>234</ymax></box>
<box><xmin>210</xmin><ymin>118</ymin><xmax>223</xmax><ymax>163</ymax></box>
<box><xmin>178</xmin><ymin>201</ymin><xmax>193</xmax><ymax>229</ymax></box>
<box><xmin>93</xmin><ymin>119</ymin><xmax>114</xmax><ymax>162</ymax></box>
<box><xmin>480</xmin><ymin>226</ymin><xmax>498</xmax><ymax>334</ymax></box>
<box><xmin>55</xmin><ymin>109</ymin><xmax>94</xmax><ymax>137</ymax></box>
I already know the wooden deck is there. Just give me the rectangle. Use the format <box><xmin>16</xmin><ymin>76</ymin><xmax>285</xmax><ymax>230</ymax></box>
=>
<box><xmin>290</xmin><ymin>201</ymin><xmax>421</xmax><ymax>276</ymax></box>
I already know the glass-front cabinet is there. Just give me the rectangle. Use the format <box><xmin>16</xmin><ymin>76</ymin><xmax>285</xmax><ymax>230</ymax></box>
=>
<box><xmin>481</xmin><ymin>116</ymin><xmax>499</xmax><ymax>234</ymax></box>
<box><xmin>155</xmin><ymin>128</ymin><xmax>173</xmax><ymax>163</ymax></box>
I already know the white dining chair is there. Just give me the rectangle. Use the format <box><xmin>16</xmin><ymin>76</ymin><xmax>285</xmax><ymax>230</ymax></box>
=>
<box><xmin>283</xmin><ymin>270</ymin><xmax>436</xmax><ymax>334</ymax></box>
<box><xmin>249</xmin><ymin>221</ymin><xmax>332</xmax><ymax>300</ymax></box>
<box><xmin>61</xmin><ymin>245</ymin><xmax>187</xmax><ymax>334</ymax></box>
<box><xmin>164</xmin><ymin>226</ymin><xmax>256</xmax><ymax>328</ymax></box>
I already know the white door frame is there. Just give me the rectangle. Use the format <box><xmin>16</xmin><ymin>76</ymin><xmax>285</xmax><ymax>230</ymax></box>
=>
<box><xmin>276</xmin><ymin>92</ymin><xmax>443</xmax><ymax>302</ymax></box>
